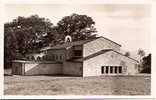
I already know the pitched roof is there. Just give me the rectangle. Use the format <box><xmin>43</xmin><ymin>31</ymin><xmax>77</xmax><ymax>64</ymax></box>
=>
<box><xmin>40</xmin><ymin>38</ymin><xmax>95</xmax><ymax>51</ymax></box>
<box><xmin>74</xmin><ymin>49</ymin><xmax>138</xmax><ymax>62</ymax></box>
<box><xmin>40</xmin><ymin>36</ymin><xmax>121</xmax><ymax>51</ymax></box>
<box><xmin>99</xmin><ymin>36</ymin><xmax>121</xmax><ymax>47</ymax></box>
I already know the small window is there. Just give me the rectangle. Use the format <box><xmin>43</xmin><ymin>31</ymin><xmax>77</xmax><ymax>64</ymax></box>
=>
<box><xmin>26</xmin><ymin>56</ymin><xmax>29</xmax><ymax>60</ymax></box>
<box><xmin>110</xmin><ymin>66</ymin><xmax>113</xmax><ymax>73</ymax></box>
<box><xmin>42</xmin><ymin>56</ymin><xmax>46</xmax><ymax>60</ymax></box>
<box><xmin>37</xmin><ymin>56</ymin><xmax>41</xmax><ymax>61</ymax></box>
<box><xmin>115</xmin><ymin>66</ymin><xmax>117</xmax><ymax>73</ymax></box>
<box><xmin>31</xmin><ymin>56</ymin><xmax>35</xmax><ymax>60</ymax></box>
<box><xmin>60</xmin><ymin>55</ymin><xmax>62</xmax><ymax>60</ymax></box>
<box><xmin>119</xmin><ymin>66</ymin><xmax>122</xmax><ymax>73</ymax></box>
<box><xmin>106</xmin><ymin>66</ymin><xmax>109</xmax><ymax>74</ymax></box>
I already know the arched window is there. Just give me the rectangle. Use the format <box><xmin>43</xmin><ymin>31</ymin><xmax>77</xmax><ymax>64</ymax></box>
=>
<box><xmin>31</xmin><ymin>56</ymin><xmax>35</xmax><ymax>60</ymax></box>
<box><xmin>26</xmin><ymin>56</ymin><xmax>30</xmax><ymax>60</ymax></box>
<box><xmin>37</xmin><ymin>56</ymin><xmax>41</xmax><ymax>61</ymax></box>
<box><xmin>42</xmin><ymin>56</ymin><xmax>46</xmax><ymax>61</ymax></box>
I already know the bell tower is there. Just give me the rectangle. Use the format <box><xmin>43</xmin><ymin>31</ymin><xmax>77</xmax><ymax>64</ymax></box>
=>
<box><xmin>65</xmin><ymin>35</ymin><xmax>72</xmax><ymax>43</ymax></box>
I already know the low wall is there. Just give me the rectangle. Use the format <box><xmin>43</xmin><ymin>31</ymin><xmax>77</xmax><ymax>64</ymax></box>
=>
<box><xmin>12</xmin><ymin>60</ymin><xmax>63</xmax><ymax>75</ymax></box>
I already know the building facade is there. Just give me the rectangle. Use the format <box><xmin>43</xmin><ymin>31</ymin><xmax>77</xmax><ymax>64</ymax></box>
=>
<box><xmin>12</xmin><ymin>36</ymin><xmax>138</xmax><ymax>76</ymax></box>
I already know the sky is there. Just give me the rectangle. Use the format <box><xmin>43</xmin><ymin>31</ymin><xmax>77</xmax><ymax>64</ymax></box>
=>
<box><xmin>4</xmin><ymin>4</ymin><xmax>151</xmax><ymax>55</ymax></box>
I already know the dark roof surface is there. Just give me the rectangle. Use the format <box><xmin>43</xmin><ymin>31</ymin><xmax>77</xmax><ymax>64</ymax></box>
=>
<box><xmin>40</xmin><ymin>38</ymin><xmax>95</xmax><ymax>51</ymax></box>
<box><xmin>40</xmin><ymin>36</ymin><xmax>121</xmax><ymax>51</ymax></box>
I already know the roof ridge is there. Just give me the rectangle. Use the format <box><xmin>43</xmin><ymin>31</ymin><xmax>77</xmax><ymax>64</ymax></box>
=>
<box><xmin>76</xmin><ymin>49</ymin><xmax>138</xmax><ymax>62</ymax></box>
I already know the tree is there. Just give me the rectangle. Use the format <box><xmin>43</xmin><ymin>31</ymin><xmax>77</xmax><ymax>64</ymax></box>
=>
<box><xmin>141</xmin><ymin>54</ymin><xmax>151</xmax><ymax>73</ymax></box>
<box><xmin>137</xmin><ymin>48</ymin><xmax>145</xmax><ymax>72</ymax></box>
<box><xmin>124</xmin><ymin>51</ymin><xmax>130</xmax><ymax>57</ymax></box>
<box><xmin>137</xmin><ymin>48</ymin><xmax>145</xmax><ymax>61</ymax></box>
<box><xmin>4</xmin><ymin>13</ymin><xmax>98</xmax><ymax>68</ymax></box>
<box><xmin>56</xmin><ymin>13</ymin><xmax>97</xmax><ymax>41</ymax></box>
<box><xmin>4</xmin><ymin>15</ymin><xmax>54</xmax><ymax>68</ymax></box>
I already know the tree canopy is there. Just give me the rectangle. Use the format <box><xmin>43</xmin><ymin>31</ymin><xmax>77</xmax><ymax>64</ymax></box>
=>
<box><xmin>141</xmin><ymin>54</ymin><xmax>151</xmax><ymax>73</ymax></box>
<box><xmin>4</xmin><ymin>15</ymin><xmax>54</xmax><ymax>68</ymax></box>
<box><xmin>4</xmin><ymin>14</ymin><xmax>98</xmax><ymax>68</ymax></box>
<box><xmin>56</xmin><ymin>13</ymin><xmax>97</xmax><ymax>41</ymax></box>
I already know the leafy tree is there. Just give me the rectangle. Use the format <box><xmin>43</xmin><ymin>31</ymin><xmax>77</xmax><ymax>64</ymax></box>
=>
<box><xmin>4</xmin><ymin>15</ymin><xmax>54</xmax><ymax>68</ymax></box>
<box><xmin>141</xmin><ymin>54</ymin><xmax>151</xmax><ymax>73</ymax></box>
<box><xmin>124</xmin><ymin>51</ymin><xmax>130</xmax><ymax>57</ymax></box>
<box><xmin>137</xmin><ymin>48</ymin><xmax>145</xmax><ymax>62</ymax></box>
<box><xmin>137</xmin><ymin>48</ymin><xmax>145</xmax><ymax>72</ymax></box>
<box><xmin>4</xmin><ymin>13</ymin><xmax>98</xmax><ymax>68</ymax></box>
<box><xmin>56</xmin><ymin>13</ymin><xmax>97</xmax><ymax>41</ymax></box>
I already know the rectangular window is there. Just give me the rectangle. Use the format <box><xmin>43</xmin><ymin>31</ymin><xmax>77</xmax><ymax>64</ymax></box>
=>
<box><xmin>106</xmin><ymin>66</ymin><xmax>108</xmax><ymax>74</ymax></box>
<box><xmin>115</xmin><ymin>66</ymin><xmax>117</xmax><ymax>73</ymax></box>
<box><xmin>60</xmin><ymin>55</ymin><xmax>62</xmax><ymax>60</ymax></box>
<box><xmin>119</xmin><ymin>66</ymin><xmax>122</xmax><ymax>73</ymax></box>
<box><xmin>110</xmin><ymin>66</ymin><xmax>113</xmax><ymax>73</ymax></box>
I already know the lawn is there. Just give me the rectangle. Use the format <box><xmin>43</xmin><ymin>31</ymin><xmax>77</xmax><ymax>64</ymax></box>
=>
<box><xmin>4</xmin><ymin>75</ymin><xmax>151</xmax><ymax>95</ymax></box>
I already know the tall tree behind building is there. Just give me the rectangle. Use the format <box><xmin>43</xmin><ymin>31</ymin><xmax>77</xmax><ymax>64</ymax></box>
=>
<box><xmin>4</xmin><ymin>15</ymin><xmax>54</xmax><ymax>68</ymax></box>
<box><xmin>141</xmin><ymin>54</ymin><xmax>151</xmax><ymax>73</ymax></box>
<box><xmin>4</xmin><ymin>14</ymin><xmax>98</xmax><ymax>68</ymax></box>
<box><xmin>56</xmin><ymin>13</ymin><xmax>97</xmax><ymax>41</ymax></box>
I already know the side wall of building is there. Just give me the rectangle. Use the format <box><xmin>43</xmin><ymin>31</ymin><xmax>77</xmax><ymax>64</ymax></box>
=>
<box><xmin>12</xmin><ymin>61</ymin><xmax>62</xmax><ymax>75</ymax></box>
<box><xmin>24</xmin><ymin>63</ymin><xmax>62</xmax><ymax>75</ymax></box>
<box><xmin>63</xmin><ymin>61</ymin><xmax>83</xmax><ymax>76</ymax></box>
<box><xmin>46</xmin><ymin>49</ymin><xmax>66</xmax><ymax>61</ymax></box>
<box><xmin>83</xmin><ymin>37</ymin><xmax>121</xmax><ymax>57</ymax></box>
<box><xmin>83</xmin><ymin>51</ymin><xmax>138</xmax><ymax>77</ymax></box>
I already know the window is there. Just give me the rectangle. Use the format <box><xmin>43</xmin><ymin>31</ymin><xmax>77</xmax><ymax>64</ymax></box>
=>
<box><xmin>31</xmin><ymin>56</ymin><xmax>35</xmax><ymax>60</ymax></box>
<box><xmin>42</xmin><ymin>56</ymin><xmax>46</xmax><ymax>60</ymax></box>
<box><xmin>110</xmin><ymin>66</ymin><xmax>113</xmax><ymax>73</ymax></box>
<box><xmin>60</xmin><ymin>55</ymin><xmax>62</xmax><ymax>60</ymax></box>
<box><xmin>74</xmin><ymin>50</ymin><xmax>82</xmax><ymax>57</ymax></box>
<box><xmin>119</xmin><ymin>66</ymin><xmax>122</xmax><ymax>73</ymax></box>
<box><xmin>26</xmin><ymin>56</ymin><xmax>30</xmax><ymax>60</ymax></box>
<box><xmin>106</xmin><ymin>66</ymin><xmax>109</xmax><ymax>74</ymax></box>
<box><xmin>115</xmin><ymin>66</ymin><xmax>118</xmax><ymax>73</ymax></box>
<box><xmin>37</xmin><ymin>56</ymin><xmax>41</xmax><ymax>61</ymax></box>
<box><xmin>55</xmin><ymin>55</ymin><xmax>58</xmax><ymax>60</ymax></box>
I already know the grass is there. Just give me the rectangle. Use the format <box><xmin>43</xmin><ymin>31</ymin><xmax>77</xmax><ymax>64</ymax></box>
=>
<box><xmin>4</xmin><ymin>75</ymin><xmax>151</xmax><ymax>95</ymax></box>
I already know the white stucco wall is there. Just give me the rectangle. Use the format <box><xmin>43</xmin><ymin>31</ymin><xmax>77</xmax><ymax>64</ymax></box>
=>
<box><xmin>63</xmin><ymin>61</ymin><xmax>82</xmax><ymax>76</ymax></box>
<box><xmin>83</xmin><ymin>37</ymin><xmax>121</xmax><ymax>57</ymax></box>
<box><xmin>83</xmin><ymin>51</ymin><xmax>138</xmax><ymax>77</ymax></box>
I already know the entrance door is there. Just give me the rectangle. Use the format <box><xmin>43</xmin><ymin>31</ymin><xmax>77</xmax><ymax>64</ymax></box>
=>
<box><xmin>13</xmin><ymin>63</ymin><xmax>23</xmax><ymax>75</ymax></box>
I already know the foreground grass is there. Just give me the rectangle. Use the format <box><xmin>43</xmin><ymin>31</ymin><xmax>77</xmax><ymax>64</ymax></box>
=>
<box><xmin>4</xmin><ymin>75</ymin><xmax>150</xmax><ymax>95</ymax></box>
